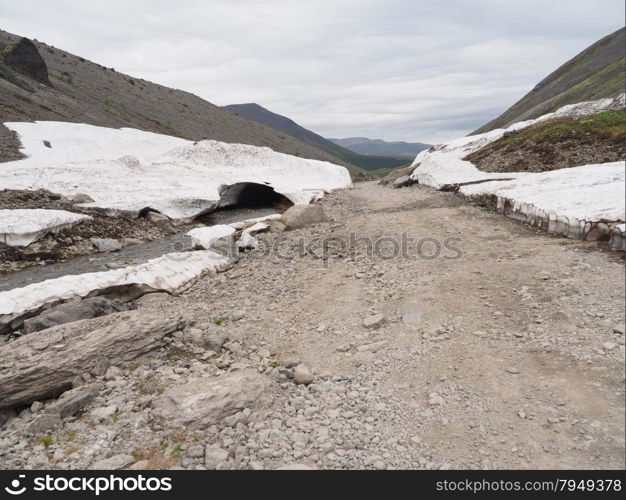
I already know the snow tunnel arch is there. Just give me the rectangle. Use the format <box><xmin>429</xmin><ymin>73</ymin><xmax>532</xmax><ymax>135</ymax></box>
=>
<box><xmin>217</xmin><ymin>182</ymin><xmax>294</xmax><ymax>210</ymax></box>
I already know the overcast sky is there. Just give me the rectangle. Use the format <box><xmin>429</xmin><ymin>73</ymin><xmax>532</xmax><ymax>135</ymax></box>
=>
<box><xmin>1</xmin><ymin>0</ymin><xmax>624</xmax><ymax>143</ymax></box>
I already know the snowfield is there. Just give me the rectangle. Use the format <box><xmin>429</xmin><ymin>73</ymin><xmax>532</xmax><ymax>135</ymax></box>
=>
<box><xmin>0</xmin><ymin>122</ymin><xmax>352</xmax><ymax>220</ymax></box>
<box><xmin>410</xmin><ymin>95</ymin><xmax>625</xmax><ymax>244</ymax></box>
<box><xmin>0</xmin><ymin>249</ymin><xmax>231</xmax><ymax>330</ymax></box>
<box><xmin>0</xmin><ymin>209</ymin><xmax>92</xmax><ymax>247</ymax></box>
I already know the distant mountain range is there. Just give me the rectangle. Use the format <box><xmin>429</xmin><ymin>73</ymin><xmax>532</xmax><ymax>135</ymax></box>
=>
<box><xmin>223</xmin><ymin>103</ymin><xmax>413</xmax><ymax>171</ymax></box>
<box><xmin>474</xmin><ymin>27</ymin><xmax>625</xmax><ymax>134</ymax></box>
<box><xmin>328</xmin><ymin>137</ymin><xmax>431</xmax><ymax>158</ymax></box>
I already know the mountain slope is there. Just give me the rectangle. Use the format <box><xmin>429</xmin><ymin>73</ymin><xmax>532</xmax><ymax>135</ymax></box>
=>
<box><xmin>0</xmin><ymin>30</ymin><xmax>370</xmax><ymax>180</ymax></box>
<box><xmin>473</xmin><ymin>27</ymin><xmax>625</xmax><ymax>134</ymax></box>
<box><xmin>223</xmin><ymin>103</ymin><xmax>408</xmax><ymax>170</ymax></box>
<box><xmin>329</xmin><ymin>137</ymin><xmax>430</xmax><ymax>158</ymax></box>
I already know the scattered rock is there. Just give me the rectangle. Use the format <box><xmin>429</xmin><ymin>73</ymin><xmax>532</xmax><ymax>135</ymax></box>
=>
<box><xmin>0</xmin><ymin>408</ymin><xmax>16</xmax><ymax>428</ymax></box>
<box><xmin>237</xmin><ymin>232</ymin><xmax>258</xmax><ymax>250</ymax></box>
<box><xmin>281</xmin><ymin>204</ymin><xmax>327</xmax><ymax>230</ymax></box>
<box><xmin>186</xmin><ymin>445</ymin><xmax>205</xmax><ymax>458</ymax></box>
<box><xmin>91</xmin><ymin>405</ymin><xmax>117</xmax><ymax>420</ymax></box>
<box><xmin>613</xmin><ymin>325</ymin><xmax>624</xmax><ymax>335</ymax></box>
<box><xmin>145</xmin><ymin>211</ymin><xmax>176</xmax><ymax>234</ymax></box>
<box><xmin>153</xmin><ymin>370</ymin><xmax>272</xmax><ymax>430</ymax></box>
<box><xmin>90</xmin><ymin>237</ymin><xmax>122</xmax><ymax>252</ymax></box>
<box><xmin>45</xmin><ymin>387</ymin><xmax>97</xmax><ymax>418</ymax></box>
<box><xmin>275</xmin><ymin>464</ymin><xmax>315</xmax><ymax>470</ymax></box>
<box><xmin>24</xmin><ymin>413</ymin><xmax>63</xmax><ymax>435</ymax></box>
<box><xmin>281</xmin><ymin>357</ymin><xmax>301</xmax><ymax>368</ymax></box>
<box><xmin>392</xmin><ymin>175</ymin><xmax>413</xmax><ymax>189</ymax></box>
<box><xmin>71</xmin><ymin>192</ymin><xmax>95</xmax><ymax>204</ymax></box>
<box><xmin>90</xmin><ymin>454</ymin><xmax>135</xmax><ymax>470</ymax></box>
<box><xmin>268</xmin><ymin>220</ymin><xmax>286</xmax><ymax>233</ymax></box>
<box><xmin>293</xmin><ymin>363</ymin><xmax>314</xmax><ymax>385</ymax></box>
<box><xmin>505</xmin><ymin>366</ymin><xmax>521</xmax><ymax>374</ymax></box>
<box><xmin>201</xmin><ymin>332</ymin><xmax>228</xmax><ymax>352</ymax></box>
<box><xmin>204</xmin><ymin>446</ymin><xmax>229</xmax><ymax>468</ymax></box>
<box><xmin>363</xmin><ymin>314</ymin><xmax>385</xmax><ymax>329</ymax></box>
<box><xmin>602</xmin><ymin>342</ymin><xmax>617</xmax><ymax>351</ymax></box>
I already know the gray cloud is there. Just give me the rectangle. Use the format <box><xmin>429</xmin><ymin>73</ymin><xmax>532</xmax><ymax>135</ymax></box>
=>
<box><xmin>1</xmin><ymin>0</ymin><xmax>624</xmax><ymax>143</ymax></box>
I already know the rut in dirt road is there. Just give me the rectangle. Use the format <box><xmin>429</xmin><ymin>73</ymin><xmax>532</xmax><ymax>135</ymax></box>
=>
<box><xmin>1</xmin><ymin>181</ymin><xmax>623</xmax><ymax>470</ymax></box>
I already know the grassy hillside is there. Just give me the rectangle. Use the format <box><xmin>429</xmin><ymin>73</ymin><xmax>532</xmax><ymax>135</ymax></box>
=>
<box><xmin>223</xmin><ymin>103</ymin><xmax>408</xmax><ymax>171</ymax></box>
<box><xmin>467</xmin><ymin>108</ymin><xmax>625</xmax><ymax>172</ymax></box>
<box><xmin>0</xmin><ymin>30</ymin><xmax>371</xmax><ymax>180</ymax></box>
<box><xmin>473</xmin><ymin>28</ymin><xmax>625</xmax><ymax>134</ymax></box>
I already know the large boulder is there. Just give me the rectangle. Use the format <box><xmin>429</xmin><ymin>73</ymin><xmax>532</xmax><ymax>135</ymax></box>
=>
<box><xmin>281</xmin><ymin>204</ymin><xmax>327</xmax><ymax>230</ymax></box>
<box><xmin>152</xmin><ymin>370</ymin><xmax>272</xmax><ymax>430</ymax></box>
<box><xmin>2</xmin><ymin>38</ymin><xmax>51</xmax><ymax>86</ymax></box>
<box><xmin>22</xmin><ymin>297</ymin><xmax>130</xmax><ymax>333</ymax></box>
<box><xmin>0</xmin><ymin>311</ymin><xmax>184</xmax><ymax>409</ymax></box>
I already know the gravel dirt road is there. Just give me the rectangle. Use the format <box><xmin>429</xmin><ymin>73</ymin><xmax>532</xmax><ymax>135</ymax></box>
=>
<box><xmin>1</xmin><ymin>181</ymin><xmax>623</xmax><ymax>470</ymax></box>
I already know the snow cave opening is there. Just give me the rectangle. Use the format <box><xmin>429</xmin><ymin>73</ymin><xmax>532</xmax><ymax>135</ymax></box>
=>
<box><xmin>217</xmin><ymin>182</ymin><xmax>293</xmax><ymax>211</ymax></box>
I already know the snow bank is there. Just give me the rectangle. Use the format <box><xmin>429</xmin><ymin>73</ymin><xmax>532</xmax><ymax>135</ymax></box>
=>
<box><xmin>460</xmin><ymin>162</ymin><xmax>625</xmax><ymax>240</ymax></box>
<box><xmin>0</xmin><ymin>249</ymin><xmax>231</xmax><ymax>330</ymax></box>
<box><xmin>0</xmin><ymin>209</ymin><xmax>92</xmax><ymax>247</ymax></box>
<box><xmin>0</xmin><ymin>122</ymin><xmax>352</xmax><ymax>220</ymax></box>
<box><xmin>409</xmin><ymin>95</ymin><xmax>625</xmax><ymax>246</ymax></box>
<box><xmin>228</xmin><ymin>214</ymin><xmax>281</xmax><ymax>230</ymax></box>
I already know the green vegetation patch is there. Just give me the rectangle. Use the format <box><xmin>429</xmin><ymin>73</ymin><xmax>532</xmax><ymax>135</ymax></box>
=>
<box><xmin>497</xmin><ymin>109</ymin><xmax>625</xmax><ymax>148</ymax></box>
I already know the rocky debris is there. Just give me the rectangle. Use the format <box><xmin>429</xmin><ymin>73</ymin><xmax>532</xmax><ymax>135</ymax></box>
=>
<box><xmin>362</xmin><ymin>314</ymin><xmax>385</xmax><ymax>329</ymax></box>
<box><xmin>0</xmin><ymin>408</ymin><xmax>16</xmax><ymax>427</ymax></box>
<box><xmin>24</xmin><ymin>413</ymin><xmax>63</xmax><ymax>435</ymax></box>
<box><xmin>44</xmin><ymin>386</ymin><xmax>98</xmax><ymax>418</ymax></box>
<box><xmin>71</xmin><ymin>193</ymin><xmax>95</xmax><ymax>204</ymax></box>
<box><xmin>204</xmin><ymin>446</ymin><xmax>229</xmax><ymax>468</ymax></box>
<box><xmin>201</xmin><ymin>332</ymin><xmax>228</xmax><ymax>352</ymax></box>
<box><xmin>275</xmin><ymin>464</ymin><xmax>315</xmax><ymax>470</ymax></box>
<box><xmin>91</xmin><ymin>405</ymin><xmax>117</xmax><ymax>420</ymax></box>
<box><xmin>293</xmin><ymin>363</ymin><xmax>314</xmax><ymax>385</ymax></box>
<box><xmin>0</xmin><ymin>183</ymin><xmax>623</xmax><ymax>471</ymax></box>
<box><xmin>609</xmin><ymin>225</ymin><xmax>625</xmax><ymax>252</ymax></box>
<box><xmin>90</xmin><ymin>454</ymin><xmax>135</xmax><ymax>470</ymax></box>
<box><xmin>2</xmin><ymin>38</ymin><xmax>51</xmax><ymax>86</ymax></box>
<box><xmin>22</xmin><ymin>297</ymin><xmax>130</xmax><ymax>333</ymax></box>
<box><xmin>281</xmin><ymin>204</ymin><xmax>327</xmax><ymax>230</ymax></box>
<box><xmin>0</xmin><ymin>63</ymin><xmax>34</xmax><ymax>92</ymax></box>
<box><xmin>266</xmin><ymin>221</ymin><xmax>285</xmax><ymax>234</ymax></box>
<box><xmin>152</xmin><ymin>370</ymin><xmax>272</xmax><ymax>430</ymax></box>
<box><xmin>0</xmin><ymin>311</ymin><xmax>184</xmax><ymax>409</ymax></box>
<box><xmin>378</xmin><ymin>164</ymin><xmax>417</xmax><ymax>186</ymax></box>
<box><xmin>90</xmin><ymin>237</ymin><xmax>122</xmax><ymax>252</ymax></box>
<box><xmin>0</xmin><ymin>125</ymin><xmax>26</xmax><ymax>163</ymax></box>
<box><xmin>145</xmin><ymin>211</ymin><xmax>176</xmax><ymax>234</ymax></box>
<box><xmin>392</xmin><ymin>175</ymin><xmax>413</xmax><ymax>189</ymax></box>
<box><xmin>237</xmin><ymin>232</ymin><xmax>258</xmax><ymax>250</ymax></box>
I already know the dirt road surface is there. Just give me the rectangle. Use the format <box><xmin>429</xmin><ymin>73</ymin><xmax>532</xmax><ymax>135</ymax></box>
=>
<box><xmin>1</xmin><ymin>181</ymin><xmax>623</xmax><ymax>470</ymax></box>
